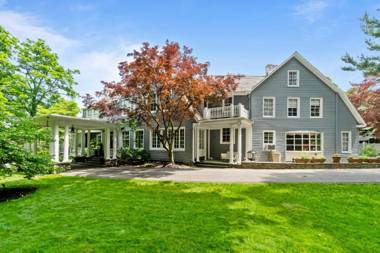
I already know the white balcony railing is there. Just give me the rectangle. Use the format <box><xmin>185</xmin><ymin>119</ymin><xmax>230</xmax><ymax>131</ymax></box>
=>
<box><xmin>203</xmin><ymin>103</ymin><xmax>249</xmax><ymax>119</ymax></box>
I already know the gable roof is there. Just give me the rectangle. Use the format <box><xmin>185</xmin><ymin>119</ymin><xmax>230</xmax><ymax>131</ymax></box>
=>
<box><xmin>234</xmin><ymin>75</ymin><xmax>265</xmax><ymax>95</ymax></box>
<box><xmin>249</xmin><ymin>51</ymin><xmax>366</xmax><ymax>127</ymax></box>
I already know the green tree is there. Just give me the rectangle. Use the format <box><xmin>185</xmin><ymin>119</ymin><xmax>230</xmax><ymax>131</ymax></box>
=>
<box><xmin>342</xmin><ymin>10</ymin><xmax>380</xmax><ymax>76</ymax></box>
<box><xmin>37</xmin><ymin>99</ymin><xmax>80</xmax><ymax>117</ymax></box>
<box><xmin>8</xmin><ymin>38</ymin><xmax>79</xmax><ymax>117</ymax></box>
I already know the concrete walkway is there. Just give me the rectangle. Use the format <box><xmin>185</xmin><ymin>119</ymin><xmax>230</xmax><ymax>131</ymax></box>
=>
<box><xmin>63</xmin><ymin>166</ymin><xmax>380</xmax><ymax>183</ymax></box>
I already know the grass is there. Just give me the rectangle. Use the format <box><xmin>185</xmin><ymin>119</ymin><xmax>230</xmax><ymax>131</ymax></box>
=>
<box><xmin>0</xmin><ymin>175</ymin><xmax>379</xmax><ymax>252</ymax></box>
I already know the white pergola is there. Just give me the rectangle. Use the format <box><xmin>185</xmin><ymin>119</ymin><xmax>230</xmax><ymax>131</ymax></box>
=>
<box><xmin>35</xmin><ymin>114</ymin><xmax>122</xmax><ymax>163</ymax></box>
<box><xmin>193</xmin><ymin>117</ymin><xmax>253</xmax><ymax>165</ymax></box>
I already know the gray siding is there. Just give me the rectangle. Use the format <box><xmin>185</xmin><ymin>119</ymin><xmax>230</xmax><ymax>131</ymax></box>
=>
<box><xmin>209</xmin><ymin>128</ymin><xmax>246</xmax><ymax>160</ymax></box>
<box><xmin>128</xmin><ymin>120</ymin><xmax>194</xmax><ymax>163</ymax></box>
<box><xmin>249</xmin><ymin>58</ymin><xmax>360</xmax><ymax>162</ymax></box>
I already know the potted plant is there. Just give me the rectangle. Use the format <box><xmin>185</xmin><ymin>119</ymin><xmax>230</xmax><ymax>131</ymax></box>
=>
<box><xmin>347</xmin><ymin>156</ymin><xmax>364</xmax><ymax>163</ymax></box>
<box><xmin>311</xmin><ymin>156</ymin><xmax>326</xmax><ymax>164</ymax></box>
<box><xmin>294</xmin><ymin>156</ymin><xmax>310</xmax><ymax>163</ymax></box>
<box><xmin>332</xmin><ymin>154</ymin><xmax>341</xmax><ymax>163</ymax></box>
<box><xmin>368</xmin><ymin>156</ymin><xmax>380</xmax><ymax>163</ymax></box>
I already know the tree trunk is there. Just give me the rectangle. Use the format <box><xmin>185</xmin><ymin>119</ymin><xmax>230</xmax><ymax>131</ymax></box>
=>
<box><xmin>167</xmin><ymin>148</ymin><xmax>175</xmax><ymax>164</ymax></box>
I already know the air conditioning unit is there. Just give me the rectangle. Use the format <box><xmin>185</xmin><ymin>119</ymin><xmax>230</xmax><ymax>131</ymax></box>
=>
<box><xmin>264</xmin><ymin>144</ymin><xmax>276</xmax><ymax>151</ymax></box>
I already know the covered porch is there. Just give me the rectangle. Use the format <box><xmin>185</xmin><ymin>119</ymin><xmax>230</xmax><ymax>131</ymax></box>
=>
<box><xmin>35</xmin><ymin>114</ymin><xmax>122</xmax><ymax>165</ymax></box>
<box><xmin>193</xmin><ymin>118</ymin><xmax>253</xmax><ymax>165</ymax></box>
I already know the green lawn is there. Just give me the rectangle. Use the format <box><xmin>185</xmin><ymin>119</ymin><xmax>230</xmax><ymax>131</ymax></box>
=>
<box><xmin>1</xmin><ymin>175</ymin><xmax>379</xmax><ymax>252</ymax></box>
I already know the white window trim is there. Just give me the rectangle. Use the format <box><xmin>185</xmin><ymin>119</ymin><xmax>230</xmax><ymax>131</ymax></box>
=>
<box><xmin>134</xmin><ymin>129</ymin><xmax>144</xmax><ymax>149</ymax></box>
<box><xmin>287</xmin><ymin>97</ymin><xmax>300</xmax><ymax>118</ymax></box>
<box><xmin>262</xmin><ymin>130</ymin><xmax>276</xmax><ymax>150</ymax></box>
<box><xmin>284</xmin><ymin>131</ymin><xmax>324</xmax><ymax>152</ymax></box>
<box><xmin>220</xmin><ymin>128</ymin><xmax>235</xmax><ymax>144</ymax></box>
<box><xmin>310</xmin><ymin>97</ymin><xmax>323</xmax><ymax>118</ymax></box>
<box><xmin>122</xmin><ymin>130</ymin><xmax>131</xmax><ymax>148</ymax></box>
<box><xmin>149</xmin><ymin>127</ymin><xmax>186</xmax><ymax>151</ymax></box>
<box><xmin>341</xmin><ymin>131</ymin><xmax>352</xmax><ymax>154</ymax></box>
<box><xmin>262</xmin><ymin>96</ymin><xmax>276</xmax><ymax>118</ymax></box>
<box><xmin>287</xmin><ymin>70</ymin><xmax>300</xmax><ymax>87</ymax></box>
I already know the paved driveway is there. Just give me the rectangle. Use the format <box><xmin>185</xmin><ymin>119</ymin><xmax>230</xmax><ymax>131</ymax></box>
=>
<box><xmin>63</xmin><ymin>166</ymin><xmax>380</xmax><ymax>183</ymax></box>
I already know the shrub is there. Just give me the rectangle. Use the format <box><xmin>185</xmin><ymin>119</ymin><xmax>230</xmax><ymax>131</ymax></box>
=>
<box><xmin>117</xmin><ymin>147</ymin><xmax>150</xmax><ymax>164</ymax></box>
<box><xmin>360</xmin><ymin>145</ymin><xmax>378</xmax><ymax>157</ymax></box>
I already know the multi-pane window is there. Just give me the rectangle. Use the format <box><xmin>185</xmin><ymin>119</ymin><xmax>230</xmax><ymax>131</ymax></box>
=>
<box><xmin>263</xmin><ymin>97</ymin><xmax>275</xmax><ymax>117</ymax></box>
<box><xmin>286</xmin><ymin>132</ymin><xmax>321</xmax><ymax>151</ymax></box>
<box><xmin>288</xmin><ymin>70</ymin><xmax>299</xmax><ymax>87</ymax></box>
<box><xmin>221</xmin><ymin>128</ymin><xmax>231</xmax><ymax>143</ymax></box>
<box><xmin>134</xmin><ymin>130</ymin><xmax>144</xmax><ymax>149</ymax></box>
<box><xmin>174</xmin><ymin>128</ymin><xmax>185</xmax><ymax>150</ymax></box>
<box><xmin>287</xmin><ymin>98</ymin><xmax>300</xmax><ymax>117</ymax></box>
<box><xmin>263</xmin><ymin>131</ymin><xmax>275</xmax><ymax>144</ymax></box>
<box><xmin>122</xmin><ymin>130</ymin><xmax>130</xmax><ymax>147</ymax></box>
<box><xmin>151</xmin><ymin>130</ymin><xmax>160</xmax><ymax>149</ymax></box>
<box><xmin>341</xmin><ymin>131</ymin><xmax>351</xmax><ymax>153</ymax></box>
<box><xmin>199</xmin><ymin>129</ymin><xmax>204</xmax><ymax>149</ymax></box>
<box><xmin>151</xmin><ymin>94</ymin><xmax>158</xmax><ymax>112</ymax></box>
<box><xmin>310</xmin><ymin>98</ymin><xmax>322</xmax><ymax>118</ymax></box>
<box><xmin>223</xmin><ymin>97</ymin><xmax>233</xmax><ymax>107</ymax></box>
<box><xmin>150</xmin><ymin>128</ymin><xmax>185</xmax><ymax>150</ymax></box>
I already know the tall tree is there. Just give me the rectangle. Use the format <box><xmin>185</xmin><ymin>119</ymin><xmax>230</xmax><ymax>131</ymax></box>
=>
<box><xmin>37</xmin><ymin>99</ymin><xmax>80</xmax><ymax>117</ymax></box>
<box><xmin>346</xmin><ymin>76</ymin><xmax>380</xmax><ymax>128</ymax></box>
<box><xmin>85</xmin><ymin>41</ymin><xmax>238</xmax><ymax>164</ymax></box>
<box><xmin>342</xmin><ymin>10</ymin><xmax>380</xmax><ymax>76</ymax></box>
<box><xmin>9</xmin><ymin>38</ymin><xmax>79</xmax><ymax>117</ymax></box>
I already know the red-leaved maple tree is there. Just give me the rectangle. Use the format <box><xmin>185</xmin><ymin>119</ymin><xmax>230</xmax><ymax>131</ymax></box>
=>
<box><xmin>347</xmin><ymin>75</ymin><xmax>380</xmax><ymax>129</ymax></box>
<box><xmin>84</xmin><ymin>41</ymin><xmax>239</xmax><ymax>164</ymax></box>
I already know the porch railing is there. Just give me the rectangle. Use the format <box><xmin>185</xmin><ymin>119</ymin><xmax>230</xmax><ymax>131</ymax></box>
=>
<box><xmin>203</xmin><ymin>103</ymin><xmax>249</xmax><ymax>119</ymax></box>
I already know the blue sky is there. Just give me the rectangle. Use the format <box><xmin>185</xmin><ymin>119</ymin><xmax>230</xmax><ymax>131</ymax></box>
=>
<box><xmin>0</xmin><ymin>0</ymin><xmax>378</xmax><ymax>102</ymax></box>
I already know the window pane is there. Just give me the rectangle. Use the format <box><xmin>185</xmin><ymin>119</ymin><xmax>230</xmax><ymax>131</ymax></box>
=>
<box><xmin>180</xmin><ymin>129</ymin><xmax>185</xmax><ymax>149</ymax></box>
<box><xmin>263</xmin><ymin>98</ymin><xmax>274</xmax><ymax>116</ymax></box>
<box><xmin>135</xmin><ymin>130</ymin><xmax>144</xmax><ymax>148</ymax></box>
<box><xmin>222</xmin><ymin>128</ymin><xmax>230</xmax><ymax>143</ymax></box>
<box><xmin>288</xmin><ymin>71</ymin><xmax>298</xmax><ymax>86</ymax></box>
<box><xmin>224</xmin><ymin>97</ymin><xmax>232</xmax><ymax>106</ymax></box>
<box><xmin>288</xmin><ymin>98</ymin><xmax>298</xmax><ymax>117</ymax></box>
<box><xmin>311</xmin><ymin>98</ymin><xmax>321</xmax><ymax>117</ymax></box>
<box><xmin>122</xmin><ymin>130</ymin><xmax>130</xmax><ymax>147</ymax></box>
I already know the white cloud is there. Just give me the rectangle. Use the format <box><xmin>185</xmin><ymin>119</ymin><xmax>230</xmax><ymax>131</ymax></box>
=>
<box><xmin>293</xmin><ymin>0</ymin><xmax>329</xmax><ymax>23</ymax></box>
<box><xmin>0</xmin><ymin>9</ymin><xmax>142</xmax><ymax>104</ymax></box>
<box><xmin>72</xmin><ymin>41</ymin><xmax>141</xmax><ymax>95</ymax></box>
<box><xmin>0</xmin><ymin>10</ymin><xmax>79</xmax><ymax>53</ymax></box>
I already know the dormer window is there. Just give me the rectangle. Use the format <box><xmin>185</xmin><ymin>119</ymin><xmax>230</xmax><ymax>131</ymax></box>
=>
<box><xmin>288</xmin><ymin>70</ymin><xmax>299</xmax><ymax>87</ymax></box>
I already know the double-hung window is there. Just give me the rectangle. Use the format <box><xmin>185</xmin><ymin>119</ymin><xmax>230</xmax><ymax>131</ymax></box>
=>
<box><xmin>151</xmin><ymin>130</ymin><xmax>161</xmax><ymax>149</ymax></box>
<box><xmin>341</xmin><ymin>131</ymin><xmax>352</xmax><ymax>153</ymax></box>
<box><xmin>310</xmin><ymin>98</ymin><xmax>323</xmax><ymax>118</ymax></box>
<box><xmin>134</xmin><ymin>129</ymin><xmax>144</xmax><ymax>149</ymax></box>
<box><xmin>263</xmin><ymin>131</ymin><xmax>275</xmax><ymax>150</ymax></box>
<box><xmin>122</xmin><ymin>130</ymin><xmax>130</xmax><ymax>147</ymax></box>
<box><xmin>288</xmin><ymin>70</ymin><xmax>299</xmax><ymax>87</ymax></box>
<box><xmin>220</xmin><ymin>128</ymin><xmax>231</xmax><ymax>144</ymax></box>
<box><xmin>287</xmin><ymin>97</ymin><xmax>300</xmax><ymax>118</ymax></box>
<box><xmin>263</xmin><ymin>97</ymin><xmax>275</xmax><ymax>117</ymax></box>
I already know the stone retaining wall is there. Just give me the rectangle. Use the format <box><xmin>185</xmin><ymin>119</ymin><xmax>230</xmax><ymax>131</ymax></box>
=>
<box><xmin>237</xmin><ymin>162</ymin><xmax>380</xmax><ymax>169</ymax></box>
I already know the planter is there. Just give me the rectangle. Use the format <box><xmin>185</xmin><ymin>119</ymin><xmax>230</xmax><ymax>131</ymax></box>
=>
<box><xmin>311</xmin><ymin>158</ymin><xmax>326</xmax><ymax>164</ymax></box>
<box><xmin>294</xmin><ymin>158</ymin><xmax>310</xmax><ymax>164</ymax></box>
<box><xmin>332</xmin><ymin>156</ymin><xmax>341</xmax><ymax>163</ymax></box>
<box><xmin>347</xmin><ymin>157</ymin><xmax>363</xmax><ymax>164</ymax></box>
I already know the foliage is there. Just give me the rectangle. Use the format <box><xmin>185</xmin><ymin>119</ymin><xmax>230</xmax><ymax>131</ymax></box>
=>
<box><xmin>342</xmin><ymin>10</ymin><xmax>380</xmax><ymax>76</ymax></box>
<box><xmin>85</xmin><ymin>41</ymin><xmax>239</xmax><ymax>163</ymax></box>
<box><xmin>347</xmin><ymin>76</ymin><xmax>380</xmax><ymax>127</ymax></box>
<box><xmin>1</xmin><ymin>176</ymin><xmax>380</xmax><ymax>252</ymax></box>
<box><xmin>117</xmin><ymin>147</ymin><xmax>150</xmax><ymax>163</ymax></box>
<box><xmin>37</xmin><ymin>98</ymin><xmax>80</xmax><ymax>117</ymax></box>
<box><xmin>360</xmin><ymin>144</ymin><xmax>378</xmax><ymax>157</ymax></box>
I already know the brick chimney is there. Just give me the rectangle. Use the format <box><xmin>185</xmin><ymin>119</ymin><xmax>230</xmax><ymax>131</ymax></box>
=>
<box><xmin>265</xmin><ymin>64</ymin><xmax>277</xmax><ymax>76</ymax></box>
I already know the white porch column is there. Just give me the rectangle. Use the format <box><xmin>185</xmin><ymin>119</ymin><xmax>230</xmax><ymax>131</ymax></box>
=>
<box><xmin>245</xmin><ymin>126</ymin><xmax>252</xmax><ymax>161</ymax></box>
<box><xmin>86</xmin><ymin>129</ymin><xmax>91</xmax><ymax>157</ymax></box>
<box><xmin>195</xmin><ymin>125</ymin><xmax>200</xmax><ymax>162</ymax></box>
<box><xmin>63</xmin><ymin>125</ymin><xmax>70</xmax><ymax>162</ymax></box>
<box><xmin>52</xmin><ymin>124</ymin><xmax>60</xmax><ymax>162</ymax></box>
<box><xmin>207</xmin><ymin>129</ymin><xmax>210</xmax><ymax>160</ymax></box>
<box><xmin>113</xmin><ymin>129</ymin><xmax>117</xmax><ymax>159</ymax></box>
<box><xmin>81</xmin><ymin>129</ymin><xmax>86</xmax><ymax>156</ymax></box>
<box><xmin>74</xmin><ymin>129</ymin><xmax>78</xmax><ymax>157</ymax></box>
<box><xmin>229</xmin><ymin>127</ymin><xmax>234</xmax><ymax>164</ymax></box>
<box><xmin>104</xmin><ymin>128</ymin><xmax>111</xmax><ymax>160</ymax></box>
<box><xmin>237</xmin><ymin>124</ymin><xmax>242</xmax><ymax>165</ymax></box>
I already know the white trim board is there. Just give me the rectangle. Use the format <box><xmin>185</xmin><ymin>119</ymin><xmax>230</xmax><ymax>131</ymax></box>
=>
<box><xmin>249</xmin><ymin>51</ymin><xmax>366</xmax><ymax>127</ymax></box>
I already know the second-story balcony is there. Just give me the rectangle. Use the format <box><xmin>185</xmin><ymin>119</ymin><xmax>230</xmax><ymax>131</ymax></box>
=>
<box><xmin>203</xmin><ymin>104</ymin><xmax>249</xmax><ymax>120</ymax></box>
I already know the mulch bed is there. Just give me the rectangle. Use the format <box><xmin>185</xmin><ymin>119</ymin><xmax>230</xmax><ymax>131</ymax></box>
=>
<box><xmin>0</xmin><ymin>187</ymin><xmax>37</xmax><ymax>202</ymax></box>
